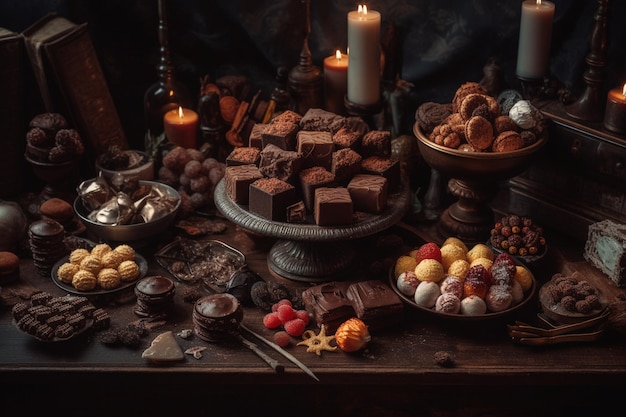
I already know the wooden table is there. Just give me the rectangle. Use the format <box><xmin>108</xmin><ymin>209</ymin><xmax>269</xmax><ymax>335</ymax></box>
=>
<box><xmin>1</xmin><ymin>216</ymin><xmax>624</xmax><ymax>417</ymax></box>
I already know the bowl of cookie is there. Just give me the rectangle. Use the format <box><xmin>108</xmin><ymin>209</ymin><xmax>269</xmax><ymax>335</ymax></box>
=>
<box><xmin>413</xmin><ymin>82</ymin><xmax>547</xmax><ymax>181</ymax></box>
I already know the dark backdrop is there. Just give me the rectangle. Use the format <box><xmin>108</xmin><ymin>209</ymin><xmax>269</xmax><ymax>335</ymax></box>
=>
<box><xmin>1</xmin><ymin>0</ymin><xmax>625</xmax><ymax>150</ymax></box>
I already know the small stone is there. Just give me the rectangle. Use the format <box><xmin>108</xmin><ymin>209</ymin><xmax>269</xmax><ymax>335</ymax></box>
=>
<box><xmin>434</xmin><ymin>351</ymin><xmax>455</xmax><ymax>368</ymax></box>
<box><xmin>141</xmin><ymin>331</ymin><xmax>185</xmax><ymax>363</ymax></box>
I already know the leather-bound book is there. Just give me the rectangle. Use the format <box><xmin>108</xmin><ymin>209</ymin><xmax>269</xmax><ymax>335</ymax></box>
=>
<box><xmin>0</xmin><ymin>27</ymin><xmax>27</xmax><ymax>197</ymax></box>
<box><xmin>22</xmin><ymin>13</ymin><xmax>127</xmax><ymax>155</ymax></box>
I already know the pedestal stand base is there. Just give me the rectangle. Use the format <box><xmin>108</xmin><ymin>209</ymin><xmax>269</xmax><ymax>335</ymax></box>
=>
<box><xmin>267</xmin><ymin>240</ymin><xmax>356</xmax><ymax>283</ymax></box>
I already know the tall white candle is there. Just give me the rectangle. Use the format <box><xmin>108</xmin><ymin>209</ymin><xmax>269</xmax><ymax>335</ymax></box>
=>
<box><xmin>347</xmin><ymin>5</ymin><xmax>381</xmax><ymax>106</ymax></box>
<box><xmin>516</xmin><ymin>0</ymin><xmax>555</xmax><ymax>80</ymax></box>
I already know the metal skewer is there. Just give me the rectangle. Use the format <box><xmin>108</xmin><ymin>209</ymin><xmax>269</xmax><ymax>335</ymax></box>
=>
<box><xmin>240</xmin><ymin>324</ymin><xmax>320</xmax><ymax>382</ymax></box>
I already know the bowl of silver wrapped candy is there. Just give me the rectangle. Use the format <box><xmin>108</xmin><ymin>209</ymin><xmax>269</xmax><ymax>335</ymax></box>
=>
<box><xmin>74</xmin><ymin>176</ymin><xmax>180</xmax><ymax>244</ymax></box>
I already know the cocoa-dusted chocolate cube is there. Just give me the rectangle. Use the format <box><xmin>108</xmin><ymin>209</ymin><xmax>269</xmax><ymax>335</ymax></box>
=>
<box><xmin>225</xmin><ymin>164</ymin><xmax>263</xmax><ymax>204</ymax></box>
<box><xmin>299</xmin><ymin>108</ymin><xmax>344</xmax><ymax>132</ymax></box>
<box><xmin>331</xmin><ymin>148</ymin><xmax>362</xmax><ymax>185</ymax></box>
<box><xmin>225</xmin><ymin>146</ymin><xmax>261</xmax><ymax>167</ymax></box>
<box><xmin>314</xmin><ymin>187</ymin><xmax>353</xmax><ymax>226</ymax></box>
<box><xmin>248</xmin><ymin>123</ymin><xmax>267</xmax><ymax>149</ymax></box>
<box><xmin>261</xmin><ymin>119</ymin><xmax>300</xmax><ymax>151</ymax></box>
<box><xmin>347</xmin><ymin>174</ymin><xmax>388</xmax><ymax>214</ymax></box>
<box><xmin>259</xmin><ymin>144</ymin><xmax>303</xmax><ymax>183</ymax></box>
<box><xmin>361</xmin><ymin>130</ymin><xmax>391</xmax><ymax>158</ymax></box>
<box><xmin>360</xmin><ymin>156</ymin><xmax>401</xmax><ymax>190</ymax></box>
<box><xmin>296</xmin><ymin>130</ymin><xmax>334</xmax><ymax>170</ymax></box>
<box><xmin>332</xmin><ymin>126</ymin><xmax>362</xmax><ymax>151</ymax></box>
<box><xmin>249</xmin><ymin>177</ymin><xmax>296</xmax><ymax>222</ymax></box>
<box><xmin>299</xmin><ymin>166</ymin><xmax>336</xmax><ymax>211</ymax></box>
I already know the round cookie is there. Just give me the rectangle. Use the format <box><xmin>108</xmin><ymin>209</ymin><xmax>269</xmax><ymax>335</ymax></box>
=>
<box><xmin>465</xmin><ymin>116</ymin><xmax>494</xmax><ymax>151</ymax></box>
<box><xmin>69</xmin><ymin>248</ymin><xmax>91</xmax><ymax>265</ymax></box>
<box><xmin>39</xmin><ymin>198</ymin><xmax>74</xmax><ymax>224</ymax></box>
<box><xmin>416</xmin><ymin>102</ymin><xmax>453</xmax><ymax>133</ymax></box>
<box><xmin>493</xmin><ymin>115</ymin><xmax>519</xmax><ymax>134</ymax></box>
<box><xmin>113</xmin><ymin>244</ymin><xmax>136</xmax><ymax>262</ymax></box>
<box><xmin>459</xmin><ymin>93</ymin><xmax>490</xmax><ymax>121</ymax></box>
<box><xmin>452</xmin><ymin>82</ymin><xmax>487</xmax><ymax>113</ymax></box>
<box><xmin>91</xmin><ymin>243</ymin><xmax>112</xmax><ymax>259</ymax></box>
<box><xmin>430</xmin><ymin>124</ymin><xmax>461</xmax><ymax>149</ymax></box>
<box><xmin>492</xmin><ymin>131</ymin><xmax>524</xmax><ymax>153</ymax></box>
<box><xmin>97</xmin><ymin>268</ymin><xmax>122</xmax><ymax>290</ymax></box>
<box><xmin>56</xmin><ymin>262</ymin><xmax>79</xmax><ymax>284</ymax></box>
<box><xmin>72</xmin><ymin>269</ymin><xmax>97</xmax><ymax>291</ymax></box>
<box><xmin>118</xmin><ymin>260</ymin><xmax>140</xmax><ymax>282</ymax></box>
<box><xmin>0</xmin><ymin>251</ymin><xmax>20</xmax><ymax>284</ymax></box>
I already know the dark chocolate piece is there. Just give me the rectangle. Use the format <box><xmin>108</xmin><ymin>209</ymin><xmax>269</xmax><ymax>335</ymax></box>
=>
<box><xmin>331</xmin><ymin>148</ymin><xmax>362</xmax><ymax>185</ymax></box>
<box><xmin>248</xmin><ymin>177</ymin><xmax>297</xmax><ymax>222</ymax></box>
<box><xmin>261</xmin><ymin>119</ymin><xmax>299</xmax><ymax>150</ymax></box>
<box><xmin>134</xmin><ymin>275</ymin><xmax>176</xmax><ymax>318</ymax></box>
<box><xmin>286</xmin><ymin>200</ymin><xmax>307</xmax><ymax>223</ymax></box>
<box><xmin>299</xmin><ymin>166</ymin><xmax>336</xmax><ymax>211</ymax></box>
<box><xmin>258</xmin><ymin>144</ymin><xmax>303</xmax><ymax>183</ymax></box>
<box><xmin>347</xmin><ymin>174</ymin><xmax>388</xmax><ymax>214</ymax></box>
<box><xmin>299</xmin><ymin>108</ymin><xmax>344</xmax><ymax>132</ymax></box>
<box><xmin>332</xmin><ymin>126</ymin><xmax>361</xmax><ymax>151</ymax></box>
<box><xmin>361</xmin><ymin>130</ymin><xmax>391</xmax><ymax>158</ymax></box>
<box><xmin>346</xmin><ymin>280</ymin><xmax>404</xmax><ymax>331</ymax></box>
<box><xmin>360</xmin><ymin>156</ymin><xmax>401</xmax><ymax>191</ymax></box>
<box><xmin>314</xmin><ymin>187</ymin><xmax>353</xmax><ymax>226</ymax></box>
<box><xmin>248</xmin><ymin>123</ymin><xmax>267</xmax><ymax>149</ymax></box>
<box><xmin>225</xmin><ymin>146</ymin><xmax>260</xmax><ymax>167</ymax></box>
<box><xmin>296</xmin><ymin>130</ymin><xmax>334</xmax><ymax>170</ymax></box>
<box><xmin>301</xmin><ymin>281</ymin><xmax>355</xmax><ymax>333</ymax></box>
<box><xmin>193</xmin><ymin>293</ymin><xmax>243</xmax><ymax>342</ymax></box>
<box><xmin>225</xmin><ymin>164</ymin><xmax>263</xmax><ymax>204</ymax></box>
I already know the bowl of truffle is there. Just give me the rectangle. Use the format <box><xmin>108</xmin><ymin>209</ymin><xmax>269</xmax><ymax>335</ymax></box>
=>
<box><xmin>74</xmin><ymin>177</ymin><xmax>180</xmax><ymax>244</ymax></box>
<box><xmin>95</xmin><ymin>146</ymin><xmax>154</xmax><ymax>181</ymax></box>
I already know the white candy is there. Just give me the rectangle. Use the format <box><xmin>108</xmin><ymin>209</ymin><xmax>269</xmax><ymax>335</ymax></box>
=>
<box><xmin>509</xmin><ymin>99</ymin><xmax>542</xmax><ymax>130</ymax></box>
<box><xmin>413</xmin><ymin>281</ymin><xmax>441</xmax><ymax>308</ymax></box>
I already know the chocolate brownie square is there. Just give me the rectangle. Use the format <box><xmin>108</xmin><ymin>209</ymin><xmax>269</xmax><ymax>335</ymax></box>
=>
<box><xmin>299</xmin><ymin>108</ymin><xmax>344</xmax><ymax>132</ymax></box>
<box><xmin>262</xmin><ymin>112</ymin><xmax>301</xmax><ymax>150</ymax></box>
<box><xmin>225</xmin><ymin>146</ymin><xmax>261</xmax><ymax>167</ymax></box>
<box><xmin>314</xmin><ymin>187</ymin><xmax>353</xmax><ymax>226</ymax></box>
<box><xmin>249</xmin><ymin>177</ymin><xmax>297</xmax><ymax>222</ymax></box>
<box><xmin>299</xmin><ymin>166</ymin><xmax>336</xmax><ymax>211</ymax></box>
<box><xmin>347</xmin><ymin>174</ymin><xmax>388</xmax><ymax>214</ymax></box>
<box><xmin>248</xmin><ymin>123</ymin><xmax>267</xmax><ymax>149</ymax></box>
<box><xmin>361</xmin><ymin>130</ymin><xmax>391</xmax><ymax>158</ymax></box>
<box><xmin>225</xmin><ymin>164</ymin><xmax>264</xmax><ymax>204</ymax></box>
<box><xmin>296</xmin><ymin>130</ymin><xmax>334</xmax><ymax>170</ymax></box>
<box><xmin>259</xmin><ymin>144</ymin><xmax>303</xmax><ymax>183</ymax></box>
<box><xmin>332</xmin><ymin>126</ymin><xmax>362</xmax><ymax>151</ymax></box>
<box><xmin>360</xmin><ymin>156</ymin><xmax>401</xmax><ymax>191</ymax></box>
<box><xmin>331</xmin><ymin>148</ymin><xmax>362</xmax><ymax>185</ymax></box>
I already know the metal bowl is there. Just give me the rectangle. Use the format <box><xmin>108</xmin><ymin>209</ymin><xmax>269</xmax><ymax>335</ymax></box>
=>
<box><xmin>74</xmin><ymin>181</ymin><xmax>180</xmax><ymax>243</ymax></box>
<box><xmin>95</xmin><ymin>150</ymin><xmax>154</xmax><ymax>181</ymax></box>
<box><xmin>413</xmin><ymin>123</ymin><xmax>547</xmax><ymax>181</ymax></box>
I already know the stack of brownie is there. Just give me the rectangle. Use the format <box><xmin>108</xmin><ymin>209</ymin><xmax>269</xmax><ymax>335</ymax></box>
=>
<box><xmin>223</xmin><ymin>108</ymin><xmax>401</xmax><ymax>226</ymax></box>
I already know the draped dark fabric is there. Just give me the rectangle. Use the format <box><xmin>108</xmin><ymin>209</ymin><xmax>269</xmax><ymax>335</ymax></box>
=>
<box><xmin>1</xmin><ymin>0</ymin><xmax>625</xmax><ymax>149</ymax></box>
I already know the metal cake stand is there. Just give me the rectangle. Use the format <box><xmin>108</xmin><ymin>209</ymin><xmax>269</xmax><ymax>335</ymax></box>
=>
<box><xmin>214</xmin><ymin>179</ymin><xmax>411</xmax><ymax>283</ymax></box>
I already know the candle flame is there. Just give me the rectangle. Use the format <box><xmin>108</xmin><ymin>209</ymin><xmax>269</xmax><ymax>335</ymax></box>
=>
<box><xmin>536</xmin><ymin>0</ymin><xmax>541</xmax><ymax>5</ymax></box>
<box><xmin>358</xmin><ymin>4</ymin><xmax>368</xmax><ymax>16</ymax></box>
<box><xmin>622</xmin><ymin>83</ymin><xmax>626</xmax><ymax>97</ymax></box>
<box><xmin>335</xmin><ymin>50</ymin><xmax>342</xmax><ymax>61</ymax></box>
<box><xmin>178</xmin><ymin>106</ymin><xmax>184</xmax><ymax>119</ymax></box>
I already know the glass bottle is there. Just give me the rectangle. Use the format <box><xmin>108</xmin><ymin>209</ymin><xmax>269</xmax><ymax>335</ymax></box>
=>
<box><xmin>144</xmin><ymin>0</ymin><xmax>191</xmax><ymax>158</ymax></box>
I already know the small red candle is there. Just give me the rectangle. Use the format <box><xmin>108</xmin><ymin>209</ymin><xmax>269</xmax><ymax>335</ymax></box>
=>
<box><xmin>163</xmin><ymin>106</ymin><xmax>199</xmax><ymax>148</ymax></box>
<box><xmin>324</xmin><ymin>50</ymin><xmax>349</xmax><ymax>115</ymax></box>
<box><xmin>604</xmin><ymin>83</ymin><xmax>626</xmax><ymax>135</ymax></box>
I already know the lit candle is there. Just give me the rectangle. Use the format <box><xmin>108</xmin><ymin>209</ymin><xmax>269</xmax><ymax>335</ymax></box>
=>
<box><xmin>347</xmin><ymin>4</ymin><xmax>381</xmax><ymax>106</ymax></box>
<box><xmin>604</xmin><ymin>83</ymin><xmax>626</xmax><ymax>134</ymax></box>
<box><xmin>163</xmin><ymin>106</ymin><xmax>199</xmax><ymax>148</ymax></box>
<box><xmin>324</xmin><ymin>50</ymin><xmax>349</xmax><ymax>115</ymax></box>
<box><xmin>516</xmin><ymin>0</ymin><xmax>555</xmax><ymax>80</ymax></box>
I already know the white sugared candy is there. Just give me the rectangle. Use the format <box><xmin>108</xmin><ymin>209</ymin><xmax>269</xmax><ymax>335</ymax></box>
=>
<box><xmin>460</xmin><ymin>295</ymin><xmax>487</xmax><ymax>315</ymax></box>
<box><xmin>435</xmin><ymin>293</ymin><xmax>461</xmax><ymax>314</ymax></box>
<box><xmin>397</xmin><ymin>271</ymin><xmax>420</xmax><ymax>297</ymax></box>
<box><xmin>509</xmin><ymin>100</ymin><xmax>543</xmax><ymax>130</ymax></box>
<box><xmin>413</xmin><ymin>281</ymin><xmax>441</xmax><ymax>308</ymax></box>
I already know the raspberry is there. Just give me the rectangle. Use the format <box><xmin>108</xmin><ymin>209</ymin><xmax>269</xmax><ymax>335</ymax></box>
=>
<box><xmin>262</xmin><ymin>312</ymin><xmax>282</xmax><ymax>329</ymax></box>
<box><xmin>295</xmin><ymin>309</ymin><xmax>310</xmax><ymax>325</ymax></box>
<box><xmin>271</xmin><ymin>299</ymin><xmax>293</xmax><ymax>312</ymax></box>
<box><xmin>276</xmin><ymin>304</ymin><xmax>296</xmax><ymax>323</ymax></box>
<box><xmin>273</xmin><ymin>331</ymin><xmax>291</xmax><ymax>347</ymax></box>
<box><xmin>283</xmin><ymin>318</ymin><xmax>306</xmax><ymax>337</ymax></box>
<box><xmin>415</xmin><ymin>242</ymin><xmax>442</xmax><ymax>264</ymax></box>
<box><xmin>464</xmin><ymin>264</ymin><xmax>491</xmax><ymax>285</ymax></box>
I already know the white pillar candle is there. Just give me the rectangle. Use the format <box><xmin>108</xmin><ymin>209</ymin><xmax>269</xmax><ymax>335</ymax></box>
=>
<box><xmin>516</xmin><ymin>0</ymin><xmax>555</xmax><ymax>80</ymax></box>
<box><xmin>347</xmin><ymin>5</ymin><xmax>381</xmax><ymax>106</ymax></box>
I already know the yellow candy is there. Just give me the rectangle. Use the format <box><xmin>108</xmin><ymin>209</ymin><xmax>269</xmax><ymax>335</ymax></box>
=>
<box><xmin>514</xmin><ymin>265</ymin><xmax>534</xmax><ymax>291</ymax></box>
<box><xmin>469</xmin><ymin>257</ymin><xmax>493</xmax><ymax>271</ymax></box>
<box><xmin>447</xmin><ymin>259</ymin><xmax>470</xmax><ymax>281</ymax></box>
<box><xmin>440</xmin><ymin>244</ymin><xmax>467</xmax><ymax>271</ymax></box>
<box><xmin>442</xmin><ymin>237</ymin><xmax>468</xmax><ymax>254</ymax></box>
<box><xmin>466</xmin><ymin>243</ymin><xmax>494</xmax><ymax>264</ymax></box>
<box><xmin>91</xmin><ymin>243</ymin><xmax>112</xmax><ymax>259</ymax></box>
<box><xmin>394</xmin><ymin>255</ymin><xmax>418</xmax><ymax>279</ymax></box>
<box><xmin>414</xmin><ymin>259</ymin><xmax>445</xmax><ymax>283</ymax></box>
